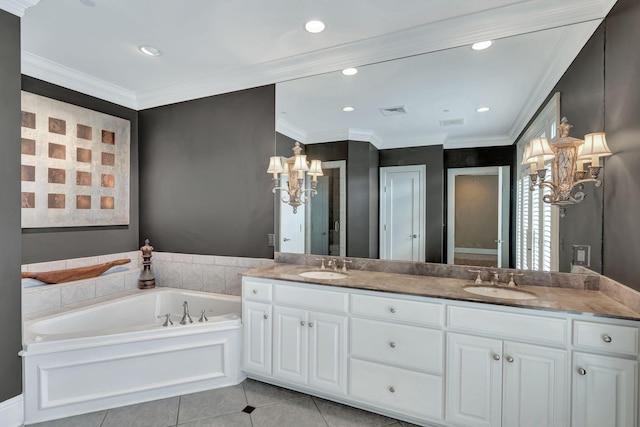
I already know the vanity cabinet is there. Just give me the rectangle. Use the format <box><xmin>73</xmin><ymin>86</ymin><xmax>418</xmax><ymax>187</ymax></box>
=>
<box><xmin>241</xmin><ymin>276</ymin><xmax>640</xmax><ymax>427</ymax></box>
<box><xmin>572</xmin><ymin>320</ymin><xmax>639</xmax><ymax>427</ymax></box>
<box><xmin>273</xmin><ymin>305</ymin><xmax>348</xmax><ymax>394</ymax></box>
<box><xmin>349</xmin><ymin>294</ymin><xmax>445</xmax><ymax>421</ymax></box>
<box><xmin>271</xmin><ymin>283</ymin><xmax>349</xmax><ymax>395</ymax></box>
<box><xmin>242</xmin><ymin>279</ymin><xmax>273</xmax><ymax>375</ymax></box>
<box><xmin>446</xmin><ymin>306</ymin><xmax>569</xmax><ymax>427</ymax></box>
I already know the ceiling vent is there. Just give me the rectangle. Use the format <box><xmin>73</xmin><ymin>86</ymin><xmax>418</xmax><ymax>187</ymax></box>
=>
<box><xmin>379</xmin><ymin>105</ymin><xmax>408</xmax><ymax>116</ymax></box>
<box><xmin>440</xmin><ymin>118</ymin><xmax>465</xmax><ymax>126</ymax></box>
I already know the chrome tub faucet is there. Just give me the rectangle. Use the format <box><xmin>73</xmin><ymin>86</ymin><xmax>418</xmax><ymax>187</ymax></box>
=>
<box><xmin>181</xmin><ymin>301</ymin><xmax>193</xmax><ymax>324</ymax></box>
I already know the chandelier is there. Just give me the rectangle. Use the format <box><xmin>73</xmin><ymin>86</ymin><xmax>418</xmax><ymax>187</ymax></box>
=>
<box><xmin>523</xmin><ymin>117</ymin><xmax>612</xmax><ymax>216</ymax></box>
<box><xmin>267</xmin><ymin>141</ymin><xmax>323</xmax><ymax>213</ymax></box>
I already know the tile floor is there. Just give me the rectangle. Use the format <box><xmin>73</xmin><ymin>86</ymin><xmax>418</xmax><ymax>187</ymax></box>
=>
<box><xmin>27</xmin><ymin>379</ymin><xmax>423</xmax><ymax>427</ymax></box>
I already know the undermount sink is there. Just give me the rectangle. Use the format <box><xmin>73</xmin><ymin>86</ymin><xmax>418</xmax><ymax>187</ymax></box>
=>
<box><xmin>298</xmin><ymin>271</ymin><xmax>347</xmax><ymax>280</ymax></box>
<box><xmin>463</xmin><ymin>285</ymin><xmax>537</xmax><ymax>300</ymax></box>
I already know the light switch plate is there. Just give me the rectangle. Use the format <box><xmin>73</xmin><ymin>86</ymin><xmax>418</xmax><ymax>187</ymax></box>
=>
<box><xmin>572</xmin><ymin>245</ymin><xmax>590</xmax><ymax>266</ymax></box>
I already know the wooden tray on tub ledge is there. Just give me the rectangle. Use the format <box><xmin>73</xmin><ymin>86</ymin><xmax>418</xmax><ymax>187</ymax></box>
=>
<box><xmin>21</xmin><ymin>259</ymin><xmax>131</xmax><ymax>284</ymax></box>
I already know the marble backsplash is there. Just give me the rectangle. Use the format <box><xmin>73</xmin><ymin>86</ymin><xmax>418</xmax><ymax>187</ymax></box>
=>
<box><xmin>22</xmin><ymin>252</ymin><xmax>273</xmax><ymax>316</ymax></box>
<box><xmin>274</xmin><ymin>252</ymin><xmax>640</xmax><ymax>313</ymax></box>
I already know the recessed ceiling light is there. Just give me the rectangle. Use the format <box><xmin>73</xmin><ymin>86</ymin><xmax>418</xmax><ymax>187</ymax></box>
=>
<box><xmin>139</xmin><ymin>45</ymin><xmax>162</xmax><ymax>57</ymax></box>
<box><xmin>305</xmin><ymin>20</ymin><xmax>326</xmax><ymax>33</ymax></box>
<box><xmin>471</xmin><ymin>40</ymin><xmax>493</xmax><ymax>51</ymax></box>
<box><xmin>342</xmin><ymin>67</ymin><xmax>358</xmax><ymax>76</ymax></box>
<box><xmin>476</xmin><ymin>107</ymin><xmax>491</xmax><ymax>113</ymax></box>
<box><xmin>342</xmin><ymin>106</ymin><xmax>355</xmax><ymax>112</ymax></box>
<box><xmin>80</xmin><ymin>0</ymin><xmax>96</xmax><ymax>6</ymax></box>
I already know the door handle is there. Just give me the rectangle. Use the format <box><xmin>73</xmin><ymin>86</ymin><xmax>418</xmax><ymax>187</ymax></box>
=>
<box><xmin>283</xmin><ymin>238</ymin><xmax>291</xmax><ymax>242</ymax></box>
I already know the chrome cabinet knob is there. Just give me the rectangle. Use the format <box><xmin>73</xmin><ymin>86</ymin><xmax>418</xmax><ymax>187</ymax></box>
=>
<box><xmin>308</xmin><ymin>322</ymin><xmax>314</xmax><ymax>327</ymax></box>
<box><xmin>389</xmin><ymin>307</ymin><xmax>396</xmax><ymax>314</ymax></box>
<box><xmin>493</xmin><ymin>354</ymin><xmax>501</xmax><ymax>361</ymax></box>
<box><xmin>602</xmin><ymin>334</ymin><xmax>612</xmax><ymax>343</ymax></box>
<box><xmin>389</xmin><ymin>342</ymin><xmax>396</xmax><ymax>348</ymax></box>
<box><xmin>252</xmin><ymin>289</ymin><xmax>258</xmax><ymax>294</ymax></box>
<box><xmin>263</xmin><ymin>314</ymin><xmax>268</xmax><ymax>319</ymax></box>
<box><xmin>506</xmin><ymin>356</ymin><xmax>514</xmax><ymax>363</ymax></box>
<box><xmin>577</xmin><ymin>367</ymin><xmax>587</xmax><ymax>376</ymax></box>
<box><xmin>388</xmin><ymin>386</ymin><xmax>396</xmax><ymax>393</ymax></box>
<box><xmin>300</xmin><ymin>321</ymin><xmax>305</xmax><ymax>326</ymax></box>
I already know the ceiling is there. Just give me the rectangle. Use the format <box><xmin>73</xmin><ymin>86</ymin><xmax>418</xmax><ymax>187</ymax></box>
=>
<box><xmin>6</xmin><ymin>0</ymin><xmax>618</xmax><ymax>148</ymax></box>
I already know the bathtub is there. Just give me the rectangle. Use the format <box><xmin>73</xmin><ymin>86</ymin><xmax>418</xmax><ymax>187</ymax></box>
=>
<box><xmin>21</xmin><ymin>288</ymin><xmax>245</xmax><ymax>424</ymax></box>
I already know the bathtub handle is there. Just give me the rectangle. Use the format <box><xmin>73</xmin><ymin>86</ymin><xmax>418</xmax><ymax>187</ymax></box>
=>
<box><xmin>157</xmin><ymin>313</ymin><xmax>174</xmax><ymax>327</ymax></box>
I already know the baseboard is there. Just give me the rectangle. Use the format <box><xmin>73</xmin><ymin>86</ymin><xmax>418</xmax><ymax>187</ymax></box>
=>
<box><xmin>0</xmin><ymin>394</ymin><xmax>24</xmax><ymax>427</ymax></box>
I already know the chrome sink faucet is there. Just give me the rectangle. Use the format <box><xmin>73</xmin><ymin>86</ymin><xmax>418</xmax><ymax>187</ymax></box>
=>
<box><xmin>181</xmin><ymin>301</ymin><xmax>193</xmax><ymax>324</ymax></box>
<box><xmin>327</xmin><ymin>258</ymin><xmax>339</xmax><ymax>271</ymax></box>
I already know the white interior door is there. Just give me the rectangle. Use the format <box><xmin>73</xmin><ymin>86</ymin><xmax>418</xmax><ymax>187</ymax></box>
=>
<box><xmin>447</xmin><ymin>166</ymin><xmax>510</xmax><ymax>267</ymax></box>
<box><xmin>380</xmin><ymin>165</ymin><xmax>426</xmax><ymax>261</ymax></box>
<box><xmin>279</xmin><ymin>175</ymin><xmax>305</xmax><ymax>253</ymax></box>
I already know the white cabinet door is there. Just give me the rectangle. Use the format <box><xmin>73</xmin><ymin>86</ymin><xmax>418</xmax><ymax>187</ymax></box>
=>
<box><xmin>308</xmin><ymin>311</ymin><xmax>348</xmax><ymax>394</ymax></box>
<box><xmin>273</xmin><ymin>306</ymin><xmax>307</xmax><ymax>384</ymax></box>
<box><xmin>503</xmin><ymin>341</ymin><xmax>568</xmax><ymax>427</ymax></box>
<box><xmin>572</xmin><ymin>352</ymin><xmax>638</xmax><ymax>427</ymax></box>
<box><xmin>242</xmin><ymin>301</ymin><xmax>272</xmax><ymax>375</ymax></box>
<box><xmin>446</xmin><ymin>333</ymin><xmax>502</xmax><ymax>427</ymax></box>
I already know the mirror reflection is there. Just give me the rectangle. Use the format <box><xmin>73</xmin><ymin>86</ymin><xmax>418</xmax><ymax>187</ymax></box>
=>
<box><xmin>274</xmin><ymin>21</ymin><xmax>601</xmax><ymax>270</ymax></box>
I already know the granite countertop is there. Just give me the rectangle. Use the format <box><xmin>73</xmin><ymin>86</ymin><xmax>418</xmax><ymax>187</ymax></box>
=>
<box><xmin>244</xmin><ymin>263</ymin><xmax>640</xmax><ymax>321</ymax></box>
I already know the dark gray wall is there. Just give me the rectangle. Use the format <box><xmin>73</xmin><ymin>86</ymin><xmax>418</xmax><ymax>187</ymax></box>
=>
<box><xmin>0</xmin><ymin>8</ymin><xmax>23</xmax><ymax>400</ymax></box>
<box><xmin>379</xmin><ymin>145</ymin><xmax>444</xmax><ymax>263</ymax></box>
<box><xmin>139</xmin><ymin>86</ymin><xmax>276</xmax><ymax>258</ymax></box>
<box><xmin>21</xmin><ymin>76</ymin><xmax>140</xmax><ymax>263</ymax></box>
<box><xmin>304</xmin><ymin>140</ymin><xmax>379</xmax><ymax>258</ymax></box>
<box><xmin>602</xmin><ymin>0</ymin><xmax>640</xmax><ymax>290</ymax></box>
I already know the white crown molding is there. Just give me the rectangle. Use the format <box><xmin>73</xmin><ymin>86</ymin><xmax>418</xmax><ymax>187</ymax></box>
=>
<box><xmin>134</xmin><ymin>0</ymin><xmax>613</xmax><ymax>109</ymax></box>
<box><xmin>21</xmin><ymin>51</ymin><xmax>138</xmax><ymax>109</ymax></box>
<box><xmin>0</xmin><ymin>0</ymin><xmax>39</xmax><ymax>17</ymax></box>
<box><xmin>0</xmin><ymin>394</ymin><xmax>23</xmax><ymax>427</ymax></box>
<box><xmin>444</xmin><ymin>135</ymin><xmax>512</xmax><ymax>150</ymax></box>
<box><xmin>20</xmin><ymin>0</ymin><xmax>615</xmax><ymax>112</ymax></box>
<box><xmin>276</xmin><ymin>118</ymin><xmax>307</xmax><ymax>143</ymax></box>
<box><xmin>348</xmin><ymin>129</ymin><xmax>380</xmax><ymax>148</ymax></box>
<box><xmin>507</xmin><ymin>20</ymin><xmax>600</xmax><ymax>143</ymax></box>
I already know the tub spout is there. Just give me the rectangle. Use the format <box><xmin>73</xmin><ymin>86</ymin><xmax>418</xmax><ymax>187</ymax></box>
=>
<box><xmin>181</xmin><ymin>301</ymin><xmax>193</xmax><ymax>325</ymax></box>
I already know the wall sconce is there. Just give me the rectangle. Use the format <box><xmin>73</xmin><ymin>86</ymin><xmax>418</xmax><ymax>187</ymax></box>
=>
<box><xmin>267</xmin><ymin>141</ymin><xmax>323</xmax><ymax>213</ymax></box>
<box><xmin>523</xmin><ymin>117</ymin><xmax>612</xmax><ymax>216</ymax></box>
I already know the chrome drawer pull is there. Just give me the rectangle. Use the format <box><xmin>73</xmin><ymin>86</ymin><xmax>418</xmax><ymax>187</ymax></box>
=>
<box><xmin>300</xmin><ymin>321</ymin><xmax>305</xmax><ymax>326</ymax></box>
<box><xmin>309</xmin><ymin>322</ymin><xmax>314</xmax><ymax>327</ymax></box>
<box><xmin>389</xmin><ymin>307</ymin><xmax>396</xmax><ymax>314</ymax></box>
<box><xmin>389</xmin><ymin>342</ymin><xmax>396</xmax><ymax>348</ymax></box>
<box><xmin>252</xmin><ymin>289</ymin><xmax>258</xmax><ymax>294</ymax></box>
<box><xmin>577</xmin><ymin>367</ymin><xmax>587</xmax><ymax>376</ymax></box>
<box><xmin>493</xmin><ymin>354</ymin><xmax>501</xmax><ymax>361</ymax></box>
<box><xmin>602</xmin><ymin>334</ymin><xmax>612</xmax><ymax>343</ymax></box>
<box><xmin>506</xmin><ymin>356</ymin><xmax>514</xmax><ymax>363</ymax></box>
<box><xmin>263</xmin><ymin>314</ymin><xmax>268</xmax><ymax>319</ymax></box>
<box><xmin>388</xmin><ymin>386</ymin><xmax>396</xmax><ymax>393</ymax></box>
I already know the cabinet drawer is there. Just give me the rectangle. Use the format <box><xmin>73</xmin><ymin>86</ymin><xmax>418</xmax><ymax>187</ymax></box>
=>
<box><xmin>447</xmin><ymin>306</ymin><xmax>567</xmax><ymax>345</ymax></box>
<box><xmin>351</xmin><ymin>293</ymin><xmax>443</xmax><ymax>327</ymax></box>
<box><xmin>573</xmin><ymin>321</ymin><xmax>639</xmax><ymax>355</ymax></box>
<box><xmin>350</xmin><ymin>358</ymin><xmax>443</xmax><ymax>420</ymax></box>
<box><xmin>351</xmin><ymin>317</ymin><xmax>443</xmax><ymax>373</ymax></box>
<box><xmin>243</xmin><ymin>279</ymin><xmax>272</xmax><ymax>302</ymax></box>
<box><xmin>274</xmin><ymin>284</ymin><xmax>348</xmax><ymax>313</ymax></box>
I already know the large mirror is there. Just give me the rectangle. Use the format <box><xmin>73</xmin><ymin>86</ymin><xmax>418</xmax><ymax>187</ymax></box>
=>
<box><xmin>274</xmin><ymin>20</ymin><xmax>601</xmax><ymax>270</ymax></box>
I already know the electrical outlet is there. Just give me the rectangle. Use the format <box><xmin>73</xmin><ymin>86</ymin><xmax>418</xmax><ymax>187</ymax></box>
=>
<box><xmin>572</xmin><ymin>245</ymin><xmax>590</xmax><ymax>266</ymax></box>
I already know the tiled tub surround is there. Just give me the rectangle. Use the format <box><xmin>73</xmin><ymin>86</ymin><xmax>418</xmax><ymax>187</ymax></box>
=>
<box><xmin>274</xmin><ymin>252</ymin><xmax>640</xmax><ymax>318</ymax></box>
<box><xmin>23</xmin><ymin>252</ymin><xmax>273</xmax><ymax>316</ymax></box>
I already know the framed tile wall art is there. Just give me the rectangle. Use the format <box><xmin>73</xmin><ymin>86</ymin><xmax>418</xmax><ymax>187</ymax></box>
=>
<box><xmin>20</xmin><ymin>92</ymin><xmax>130</xmax><ymax>227</ymax></box>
